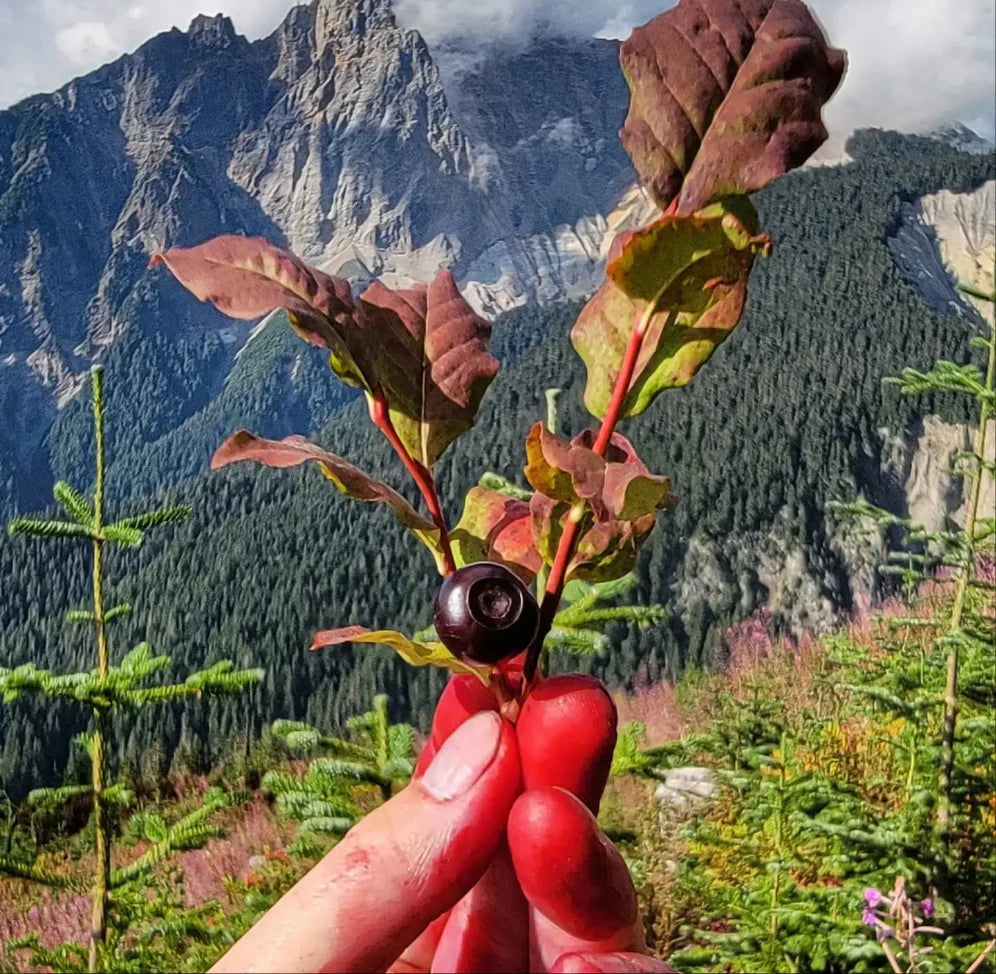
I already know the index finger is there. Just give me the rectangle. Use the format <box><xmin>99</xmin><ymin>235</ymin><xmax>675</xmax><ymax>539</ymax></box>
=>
<box><xmin>423</xmin><ymin>673</ymin><xmax>617</xmax><ymax>812</ymax></box>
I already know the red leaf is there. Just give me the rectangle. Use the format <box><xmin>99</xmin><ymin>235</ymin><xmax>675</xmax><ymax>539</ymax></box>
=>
<box><xmin>151</xmin><ymin>235</ymin><xmax>362</xmax><ymax>376</ymax></box>
<box><xmin>210</xmin><ymin>430</ymin><xmax>444</xmax><ymax>569</ymax></box>
<box><xmin>358</xmin><ymin>271</ymin><xmax>499</xmax><ymax>468</ymax></box>
<box><xmin>620</xmin><ymin>0</ymin><xmax>846</xmax><ymax>212</ymax></box>
<box><xmin>452</xmin><ymin>486</ymin><xmax>542</xmax><ymax>583</ymax></box>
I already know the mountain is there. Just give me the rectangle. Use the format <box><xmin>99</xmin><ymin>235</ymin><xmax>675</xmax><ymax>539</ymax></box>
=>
<box><xmin>0</xmin><ymin>0</ymin><xmax>630</xmax><ymax>513</ymax></box>
<box><xmin>929</xmin><ymin>121</ymin><xmax>995</xmax><ymax>156</ymax></box>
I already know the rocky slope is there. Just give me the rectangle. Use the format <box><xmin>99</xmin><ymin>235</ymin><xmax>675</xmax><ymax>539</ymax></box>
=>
<box><xmin>889</xmin><ymin>179</ymin><xmax>995</xmax><ymax>323</ymax></box>
<box><xmin>0</xmin><ymin>0</ymin><xmax>631</xmax><ymax>508</ymax></box>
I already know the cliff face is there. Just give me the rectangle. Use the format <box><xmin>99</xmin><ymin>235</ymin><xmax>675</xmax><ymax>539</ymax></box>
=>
<box><xmin>0</xmin><ymin>0</ymin><xmax>633</xmax><ymax>501</ymax></box>
<box><xmin>888</xmin><ymin>180</ymin><xmax>995</xmax><ymax>324</ymax></box>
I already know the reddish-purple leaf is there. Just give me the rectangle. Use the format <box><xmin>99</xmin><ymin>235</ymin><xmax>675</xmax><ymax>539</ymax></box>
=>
<box><xmin>154</xmin><ymin>241</ymin><xmax>499</xmax><ymax>462</ymax></box>
<box><xmin>151</xmin><ymin>235</ymin><xmax>364</xmax><ymax>383</ymax></box>
<box><xmin>524</xmin><ymin>423</ymin><xmax>675</xmax><ymax>522</ymax></box>
<box><xmin>525</xmin><ymin>425</ymin><xmax>675</xmax><ymax>583</ymax></box>
<box><xmin>620</xmin><ymin>0</ymin><xmax>846</xmax><ymax>212</ymax></box>
<box><xmin>210</xmin><ymin>430</ymin><xmax>444</xmax><ymax>569</ymax></box>
<box><xmin>569</xmin><ymin>512</ymin><xmax>658</xmax><ymax>584</ymax></box>
<box><xmin>358</xmin><ymin>271</ymin><xmax>499</xmax><ymax>468</ymax></box>
<box><xmin>524</xmin><ymin>424</ymin><xmax>604</xmax><ymax>509</ymax></box>
<box><xmin>452</xmin><ymin>486</ymin><xmax>542</xmax><ymax>583</ymax></box>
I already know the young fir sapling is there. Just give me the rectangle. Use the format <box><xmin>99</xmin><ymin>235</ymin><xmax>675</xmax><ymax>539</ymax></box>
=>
<box><xmin>151</xmin><ymin>0</ymin><xmax>846</xmax><ymax>715</ymax></box>
<box><xmin>0</xmin><ymin>367</ymin><xmax>262</xmax><ymax>973</ymax></box>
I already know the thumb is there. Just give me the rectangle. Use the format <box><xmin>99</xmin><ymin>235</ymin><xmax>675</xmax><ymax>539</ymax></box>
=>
<box><xmin>211</xmin><ymin>711</ymin><xmax>521</xmax><ymax>974</ymax></box>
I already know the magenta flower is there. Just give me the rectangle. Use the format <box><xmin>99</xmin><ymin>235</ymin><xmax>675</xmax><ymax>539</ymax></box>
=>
<box><xmin>920</xmin><ymin>898</ymin><xmax>934</xmax><ymax>918</ymax></box>
<box><xmin>862</xmin><ymin>907</ymin><xmax>877</xmax><ymax>926</ymax></box>
<box><xmin>864</xmin><ymin>887</ymin><xmax>883</xmax><ymax>907</ymax></box>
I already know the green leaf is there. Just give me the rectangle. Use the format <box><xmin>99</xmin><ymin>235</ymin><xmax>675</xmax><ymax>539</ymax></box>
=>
<box><xmin>310</xmin><ymin>627</ymin><xmax>490</xmax><ymax>683</ymax></box>
<box><xmin>451</xmin><ymin>486</ymin><xmax>542</xmax><ymax>583</ymax></box>
<box><xmin>619</xmin><ymin>0</ymin><xmax>845</xmax><ymax>212</ymax></box>
<box><xmin>211</xmin><ymin>430</ymin><xmax>445</xmax><ymax>571</ymax></box>
<box><xmin>52</xmin><ymin>481</ymin><xmax>93</xmax><ymax>526</ymax></box>
<box><xmin>572</xmin><ymin>198</ymin><xmax>770</xmax><ymax>419</ymax></box>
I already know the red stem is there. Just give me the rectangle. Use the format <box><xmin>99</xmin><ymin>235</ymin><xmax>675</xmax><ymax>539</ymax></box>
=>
<box><xmin>521</xmin><ymin>194</ymin><xmax>683</xmax><ymax>684</ymax></box>
<box><xmin>524</xmin><ymin>307</ymin><xmax>650</xmax><ymax>683</ymax></box>
<box><xmin>369</xmin><ymin>394</ymin><xmax>457</xmax><ymax>576</ymax></box>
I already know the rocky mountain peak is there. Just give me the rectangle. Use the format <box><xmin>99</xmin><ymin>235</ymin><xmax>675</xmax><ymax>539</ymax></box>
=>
<box><xmin>187</xmin><ymin>13</ymin><xmax>240</xmax><ymax>51</ymax></box>
<box><xmin>315</xmin><ymin>0</ymin><xmax>396</xmax><ymax>46</ymax></box>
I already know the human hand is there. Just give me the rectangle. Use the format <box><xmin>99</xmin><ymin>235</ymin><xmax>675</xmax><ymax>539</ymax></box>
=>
<box><xmin>210</xmin><ymin>673</ymin><xmax>675</xmax><ymax>974</ymax></box>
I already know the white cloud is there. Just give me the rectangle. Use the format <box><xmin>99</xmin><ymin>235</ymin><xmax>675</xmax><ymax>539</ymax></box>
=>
<box><xmin>54</xmin><ymin>20</ymin><xmax>119</xmax><ymax>65</ymax></box>
<box><xmin>0</xmin><ymin>0</ymin><xmax>992</xmax><ymax>146</ymax></box>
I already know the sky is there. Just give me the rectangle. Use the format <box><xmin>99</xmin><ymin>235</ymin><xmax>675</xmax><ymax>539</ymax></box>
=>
<box><xmin>0</xmin><ymin>0</ymin><xmax>993</xmax><ymax>149</ymax></box>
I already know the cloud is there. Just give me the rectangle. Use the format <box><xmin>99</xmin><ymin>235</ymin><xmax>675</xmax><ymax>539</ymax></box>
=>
<box><xmin>394</xmin><ymin>0</ymin><xmax>995</xmax><ymax>145</ymax></box>
<box><xmin>54</xmin><ymin>21</ymin><xmax>119</xmax><ymax>65</ymax></box>
<box><xmin>0</xmin><ymin>0</ymin><xmax>993</xmax><ymax>146</ymax></box>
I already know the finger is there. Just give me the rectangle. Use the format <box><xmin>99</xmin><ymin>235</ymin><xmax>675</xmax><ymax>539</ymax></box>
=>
<box><xmin>431</xmin><ymin>840</ymin><xmax>529</xmax><ymax>973</ymax></box>
<box><xmin>516</xmin><ymin>674</ymin><xmax>617</xmax><ymax>813</ymax></box>
<box><xmin>413</xmin><ymin>737</ymin><xmax>438</xmax><ymax>778</ymax></box>
<box><xmin>508</xmin><ymin>788</ymin><xmax>643</xmax><ymax>971</ymax></box>
<box><xmin>429</xmin><ymin>674</ymin><xmax>499</xmax><ymax>747</ymax></box>
<box><xmin>210</xmin><ymin>711</ymin><xmax>520</xmax><ymax>974</ymax></box>
<box><xmin>550</xmin><ymin>952</ymin><xmax>678</xmax><ymax>973</ymax></box>
<box><xmin>387</xmin><ymin>913</ymin><xmax>449</xmax><ymax>974</ymax></box>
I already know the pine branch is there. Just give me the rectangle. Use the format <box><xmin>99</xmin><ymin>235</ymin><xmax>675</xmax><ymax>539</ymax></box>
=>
<box><xmin>112</xmin><ymin>506</ymin><xmax>191</xmax><ymax>531</ymax></box>
<box><xmin>543</xmin><ymin>625</ymin><xmax>611</xmax><ymax>655</ymax></box>
<box><xmin>9</xmin><ymin>518</ymin><xmax>95</xmax><ymax>541</ymax></box>
<box><xmin>298</xmin><ymin>816</ymin><xmax>354</xmax><ymax>837</ymax></box>
<box><xmin>53</xmin><ymin>481</ymin><xmax>95</xmax><ymax>526</ymax></box>
<box><xmin>477</xmin><ymin>471</ymin><xmax>533</xmax><ymax>500</ymax></box>
<box><xmin>27</xmin><ymin>783</ymin><xmax>93</xmax><ymax>808</ymax></box>
<box><xmin>555</xmin><ymin>604</ymin><xmax>667</xmax><ymax>629</ymax></box>
<box><xmin>0</xmin><ymin>855</ymin><xmax>78</xmax><ymax>888</ymax></box>
<box><xmin>66</xmin><ymin>608</ymin><xmax>98</xmax><ymax>625</ymax></box>
<box><xmin>308</xmin><ymin>759</ymin><xmax>391</xmax><ymax>789</ymax></box>
<box><xmin>104</xmin><ymin>603</ymin><xmax>133</xmax><ymax>624</ymax></box>
<box><xmin>100</xmin><ymin>523</ymin><xmax>144</xmax><ymax>547</ymax></box>
<box><xmin>109</xmin><ymin>791</ymin><xmax>244</xmax><ymax>888</ymax></box>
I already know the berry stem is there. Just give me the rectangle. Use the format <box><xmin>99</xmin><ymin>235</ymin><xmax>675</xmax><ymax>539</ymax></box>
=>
<box><xmin>523</xmin><ymin>293</ymin><xmax>674</xmax><ymax>685</ymax></box>
<box><xmin>368</xmin><ymin>393</ymin><xmax>457</xmax><ymax>576</ymax></box>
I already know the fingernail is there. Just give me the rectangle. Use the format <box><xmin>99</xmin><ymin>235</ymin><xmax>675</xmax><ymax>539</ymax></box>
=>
<box><xmin>421</xmin><ymin>710</ymin><xmax>502</xmax><ymax>801</ymax></box>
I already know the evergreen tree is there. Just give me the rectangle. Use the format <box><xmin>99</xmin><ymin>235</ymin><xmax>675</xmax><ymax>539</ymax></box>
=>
<box><xmin>0</xmin><ymin>367</ymin><xmax>262</xmax><ymax>973</ymax></box>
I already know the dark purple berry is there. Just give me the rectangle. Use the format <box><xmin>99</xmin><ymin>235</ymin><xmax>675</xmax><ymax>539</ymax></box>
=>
<box><xmin>433</xmin><ymin>561</ymin><xmax>540</xmax><ymax>666</ymax></box>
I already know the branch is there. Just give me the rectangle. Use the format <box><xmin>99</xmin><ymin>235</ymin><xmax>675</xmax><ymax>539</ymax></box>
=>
<box><xmin>524</xmin><ymin>294</ymin><xmax>676</xmax><ymax>683</ymax></box>
<box><xmin>368</xmin><ymin>393</ymin><xmax>456</xmax><ymax>575</ymax></box>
